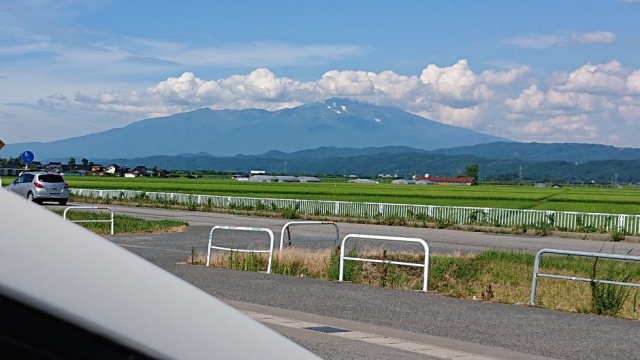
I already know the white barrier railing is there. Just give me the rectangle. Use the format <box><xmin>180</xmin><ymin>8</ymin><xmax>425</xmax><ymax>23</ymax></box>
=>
<box><xmin>63</xmin><ymin>206</ymin><xmax>114</xmax><ymax>235</ymax></box>
<box><xmin>206</xmin><ymin>225</ymin><xmax>275</xmax><ymax>274</ymax></box>
<box><xmin>530</xmin><ymin>248</ymin><xmax>640</xmax><ymax>306</ymax></box>
<box><xmin>279</xmin><ymin>221</ymin><xmax>339</xmax><ymax>251</ymax></box>
<box><xmin>70</xmin><ymin>188</ymin><xmax>640</xmax><ymax>235</ymax></box>
<box><xmin>339</xmin><ymin>234</ymin><xmax>430</xmax><ymax>292</ymax></box>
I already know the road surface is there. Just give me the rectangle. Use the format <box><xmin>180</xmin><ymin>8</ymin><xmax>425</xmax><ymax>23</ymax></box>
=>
<box><xmin>59</xmin><ymin>203</ymin><xmax>640</xmax><ymax>359</ymax></box>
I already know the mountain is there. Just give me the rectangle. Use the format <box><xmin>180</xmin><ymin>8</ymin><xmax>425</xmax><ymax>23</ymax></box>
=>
<box><xmin>0</xmin><ymin>98</ymin><xmax>506</xmax><ymax>159</ymax></box>
<box><xmin>431</xmin><ymin>142</ymin><xmax>640</xmax><ymax>162</ymax></box>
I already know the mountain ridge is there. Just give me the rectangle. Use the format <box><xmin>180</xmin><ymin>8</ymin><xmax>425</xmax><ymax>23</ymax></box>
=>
<box><xmin>0</xmin><ymin>98</ymin><xmax>506</xmax><ymax>159</ymax></box>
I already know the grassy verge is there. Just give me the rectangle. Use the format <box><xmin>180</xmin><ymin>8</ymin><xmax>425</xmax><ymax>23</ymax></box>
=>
<box><xmin>70</xmin><ymin>195</ymin><xmax>633</xmax><ymax>241</ymax></box>
<box><xmin>52</xmin><ymin>209</ymin><xmax>188</xmax><ymax>235</ymax></box>
<box><xmin>189</xmin><ymin>247</ymin><xmax>640</xmax><ymax>319</ymax></box>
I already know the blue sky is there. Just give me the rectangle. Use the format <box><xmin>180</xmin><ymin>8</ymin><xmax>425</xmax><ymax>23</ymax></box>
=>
<box><xmin>1</xmin><ymin>0</ymin><xmax>640</xmax><ymax>149</ymax></box>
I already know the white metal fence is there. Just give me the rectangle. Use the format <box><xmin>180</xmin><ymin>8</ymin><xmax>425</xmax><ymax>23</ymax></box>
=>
<box><xmin>339</xmin><ymin>234</ymin><xmax>430</xmax><ymax>292</ymax></box>
<box><xmin>206</xmin><ymin>225</ymin><xmax>275</xmax><ymax>273</ymax></box>
<box><xmin>530</xmin><ymin>248</ymin><xmax>640</xmax><ymax>306</ymax></box>
<box><xmin>70</xmin><ymin>188</ymin><xmax>640</xmax><ymax>235</ymax></box>
<box><xmin>63</xmin><ymin>206</ymin><xmax>115</xmax><ymax>235</ymax></box>
<box><xmin>279</xmin><ymin>221</ymin><xmax>339</xmax><ymax>251</ymax></box>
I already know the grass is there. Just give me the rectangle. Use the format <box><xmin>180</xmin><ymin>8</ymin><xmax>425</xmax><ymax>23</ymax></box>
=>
<box><xmin>190</xmin><ymin>247</ymin><xmax>640</xmax><ymax>319</ymax></box>
<box><xmin>51</xmin><ymin>209</ymin><xmax>188</xmax><ymax>235</ymax></box>
<box><xmin>50</xmin><ymin>176</ymin><xmax>640</xmax><ymax>214</ymax></box>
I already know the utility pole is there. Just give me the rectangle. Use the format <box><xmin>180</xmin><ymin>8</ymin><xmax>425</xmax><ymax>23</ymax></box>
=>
<box><xmin>519</xmin><ymin>165</ymin><xmax>522</xmax><ymax>182</ymax></box>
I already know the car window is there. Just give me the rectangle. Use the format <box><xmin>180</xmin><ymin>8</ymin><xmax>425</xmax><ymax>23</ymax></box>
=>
<box><xmin>23</xmin><ymin>174</ymin><xmax>35</xmax><ymax>183</ymax></box>
<box><xmin>14</xmin><ymin>176</ymin><xmax>25</xmax><ymax>184</ymax></box>
<box><xmin>38</xmin><ymin>174</ymin><xmax>64</xmax><ymax>183</ymax></box>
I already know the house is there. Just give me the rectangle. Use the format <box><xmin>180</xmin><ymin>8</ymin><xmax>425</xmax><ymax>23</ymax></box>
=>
<box><xmin>118</xmin><ymin>166</ymin><xmax>130</xmax><ymax>177</ymax></box>
<box><xmin>415</xmin><ymin>176</ymin><xmax>475</xmax><ymax>186</ymax></box>
<box><xmin>132</xmin><ymin>165</ymin><xmax>147</xmax><ymax>173</ymax></box>
<box><xmin>157</xmin><ymin>169</ymin><xmax>172</xmax><ymax>178</ymax></box>
<box><xmin>105</xmin><ymin>164</ymin><xmax>121</xmax><ymax>175</ymax></box>
<box><xmin>44</xmin><ymin>162</ymin><xmax>63</xmax><ymax>172</ymax></box>
<box><xmin>90</xmin><ymin>165</ymin><xmax>105</xmax><ymax>175</ymax></box>
<box><xmin>126</xmin><ymin>165</ymin><xmax>148</xmax><ymax>177</ymax></box>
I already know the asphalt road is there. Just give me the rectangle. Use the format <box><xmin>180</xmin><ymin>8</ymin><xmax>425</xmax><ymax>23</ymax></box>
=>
<box><xmin>59</xmin><ymin>203</ymin><xmax>640</xmax><ymax>359</ymax></box>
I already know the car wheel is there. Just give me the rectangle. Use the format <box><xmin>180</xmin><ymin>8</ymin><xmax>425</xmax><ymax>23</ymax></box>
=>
<box><xmin>26</xmin><ymin>192</ymin><xmax>35</xmax><ymax>202</ymax></box>
<box><xmin>59</xmin><ymin>199</ymin><xmax>68</xmax><ymax>206</ymax></box>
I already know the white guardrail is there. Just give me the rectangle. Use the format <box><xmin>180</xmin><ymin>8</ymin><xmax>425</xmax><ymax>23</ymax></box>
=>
<box><xmin>279</xmin><ymin>220</ymin><xmax>339</xmax><ymax>252</ymax></box>
<box><xmin>63</xmin><ymin>206</ymin><xmax>114</xmax><ymax>235</ymax></box>
<box><xmin>339</xmin><ymin>234</ymin><xmax>430</xmax><ymax>292</ymax></box>
<box><xmin>70</xmin><ymin>188</ymin><xmax>640</xmax><ymax>235</ymax></box>
<box><xmin>206</xmin><ymin>225</ymin><xmax>275</xmax><ymax>274</ymax></box>
<box><xmin>530</xmin><ymin>248</ymin><xmax>640</xmax><ymax>306</ymax></box>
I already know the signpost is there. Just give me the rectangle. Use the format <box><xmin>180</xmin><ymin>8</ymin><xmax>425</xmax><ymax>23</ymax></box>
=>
<box><xmin>20</xmin><ymin>151</ymin><xmax>35</xmax><ymax>171</ymax></box>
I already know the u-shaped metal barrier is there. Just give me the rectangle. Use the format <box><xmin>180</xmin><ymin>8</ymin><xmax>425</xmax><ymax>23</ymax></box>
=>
<box><xmin>279</xmin><ymin>220</ymin><xmax>339</xmax><ymax>251</ymax></box>
<box><xmin>206</xmin><ymin>225</ymin><xmax>275</xmax><ymax>273</ymax></box>
<box><xmin>530</xmin><ymin>248</ymin><xmax>640</xmax><ymax>306</ymax></box>
<box><xmin>63</xmin><ymin>206</ymin><xmax>114</xmax><ymax>235</ymax></box>
<box><xmin>339</xmin><ymin>234</ymin><xmax>430</xmax><ymax>292</ymax></box>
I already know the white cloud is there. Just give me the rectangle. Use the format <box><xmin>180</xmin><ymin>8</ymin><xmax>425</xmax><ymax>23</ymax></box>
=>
<box><xmin>505</xmin><ymin>85</ymin><xmax>544</xmax><ymax>113</ymax></box>
<box><xmin>571</xmin><ymin>31</ymin><xmax>616</xmax><ymax>44</ymax></box>
<box><xmin>20</xmin><ymin>59</ymin><xmax>640</xmax><ymax>148</ymax></box>
<box><xmin>504</xmin><ymin>34</ymin><xmax>564</xmax><ymax>49</ymax></box>
<box><xmin>479</xmin><ymin>66</ymin><xmax>530</xmax><ymax>86</ymax></box>
<box><xmin>519</xmin><ymin>115</ymin><xmax>598</xmax><ymax>141</ymax></box>
<box><xmin>505</xmin><ymin>31</ymin><xmax>616</xmax><ymax>48</ymax></box>
<box><xmin>38</xmin><ymin>60</ymin><xmax>529</xmax><ymax>131</ymax></box>
<box><xmin>555</xmin><ymin>60</ymin><xmax>629</xmax><ymax>94</ymax></box>
<box><xmin>627</xmin><ymin>70</ymin><xmax>640</xmax><ymax>94</ymax></box>
<box><xmin>503</xmin><ymin>60</ymin><xmax>640</xmax><ymax>145</ymax></box>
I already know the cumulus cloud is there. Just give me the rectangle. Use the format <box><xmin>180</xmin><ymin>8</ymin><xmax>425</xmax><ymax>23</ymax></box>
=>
<box><xmin>505</xmin><ymin>31</ymin><xmax>616</xmax><ymax>48</ymax></box>
<box><xmin>504</xmin><ymin>60</ymin><xmax>640</xmax><ymax>144</ymax></box>
<box><xmin>519</xmin><ymin>114</ymin><xmax>598</xmax><ymax>141</ymax></box>
<box><xmin>36</xmin><ymin>59</ymin><xmax>640</xmax><ymax>147</ymax></box>
<box><xmin>39</xmin><ymin>60</ymin><xmax>532</xmax><ymax>131</ymax></box>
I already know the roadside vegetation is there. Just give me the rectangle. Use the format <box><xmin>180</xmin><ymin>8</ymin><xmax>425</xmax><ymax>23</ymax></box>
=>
<box><xmin>51</xmin><ymin>209</ymin><xmax>188</xmax><ymax>235</ymax></box>
<box><xmin>62</xmin><ymin>176</ymin><xmax>640</xmax><ymax>214</ymax></box>
<box><xmin>69</xmin><ymin>189</ymin><xmax>637</xmax><ymax>241</ymax></box>
<box><xmin>191</xmin><ymin>247</ymin><xmax>640</xmax><ymax>320</ymax></box>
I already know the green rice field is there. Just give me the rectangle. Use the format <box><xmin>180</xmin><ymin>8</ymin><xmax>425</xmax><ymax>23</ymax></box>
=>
<box><xmin>16</xmin><ymin>176</ymin><xmax>640</xmax><ymax>215</ymax></box>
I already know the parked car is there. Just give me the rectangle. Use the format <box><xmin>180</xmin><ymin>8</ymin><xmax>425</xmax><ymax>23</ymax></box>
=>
<box><xmin>5</xmin><ymin>171</ymin><xmax>69</xmax><ymax>205</ymax></box>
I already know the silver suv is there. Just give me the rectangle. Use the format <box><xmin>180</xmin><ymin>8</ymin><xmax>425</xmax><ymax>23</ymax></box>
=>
<box><xmin>6</xmin><ymin>172</ymin><xmax>69</xmax><ymax>205</ymax></box>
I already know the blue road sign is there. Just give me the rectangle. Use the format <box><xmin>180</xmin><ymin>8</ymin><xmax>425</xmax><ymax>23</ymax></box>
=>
<box><xmin>21</xmin><ymin>151</ymin><xmax>35</xmax><ymax>164</ymax></box>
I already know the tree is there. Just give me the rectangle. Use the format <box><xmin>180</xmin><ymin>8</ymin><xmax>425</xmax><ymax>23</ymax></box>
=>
<box><xmin>81</xmin><ymin>158</ymin><xmax>89</xmax><ymax>167</ymax></box>
<box><xmin>465</xmin><ymin>163</ymin><xmax>479</xmax><ymax>182</ymax></box>
<box><xmin>68</xmin><ymin>157</ymin><xmax>76</xmax><ymax>170</ymax></box>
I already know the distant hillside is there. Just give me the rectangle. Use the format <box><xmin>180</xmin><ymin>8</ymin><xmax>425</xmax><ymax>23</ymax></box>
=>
<box><xmin>432</xmin><ymin>142</ymin><xmax>640</xmax><ymax>162</ymax></box>
<box><xmin>254</xmin><ymin>146</ymin><xmax>428</xmax><ymax>160</ymax></box>
<box><xmin>0</xmin><ymin>98</ymin><xmax>506</xmax><ymax>159</ymax></box>
<box><xmin>90</xmin><ymin>148</ymin><xmax>640</xmax><ymax>183</ymax></box>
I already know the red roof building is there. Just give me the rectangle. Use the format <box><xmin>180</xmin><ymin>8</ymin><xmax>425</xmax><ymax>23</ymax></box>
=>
<box><xmin>415</xmin><ymin>176</ymin><xmax>475</xmax><ymax>185</ymax></box>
